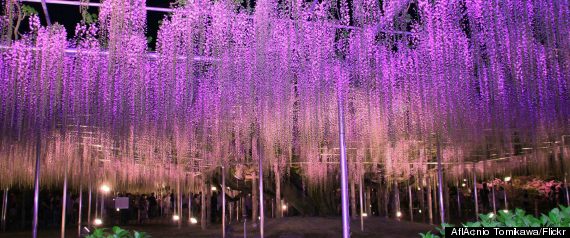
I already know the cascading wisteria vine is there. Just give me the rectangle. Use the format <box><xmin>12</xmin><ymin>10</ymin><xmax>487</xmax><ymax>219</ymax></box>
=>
<box><xmin>0</xmin><ymin>0</ymin><xmax>568</xmax><ymax>191</ymax></box>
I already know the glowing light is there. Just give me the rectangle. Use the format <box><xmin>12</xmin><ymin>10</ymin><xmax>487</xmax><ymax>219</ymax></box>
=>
<box><xmin>396</xmin><ymin>211</ymin><xmax>402</xmax><ymax>218</ymax></box>
<box><xmin>418</xmin><ymin>210</ymin><xmax>422</xmax><ymax>214</ymax></box>
<box><xmin>211</xmin><ymin>186</ymin><xmax>217</xmax><ymax>191</ymax></box>
<box><xmin>172</xmin><ymin>215</ymin><xmax>180</xmax><ymax>221</ymax></box>
<box><xmin>504</xmin><ymin>177</ymin><xmax>511</xmax><ymax>182</ymax></box>
<box><xmin>116</xmin><ymin>208</ymin><xmax>120</xmax><ymax>212</ymax></box>
<box><xmin>461</xmin><ymin>183</ymin><xmax>466</xmax><ymax>187</ymax></box>
<box><xmin>489</xmin><ymin>213</ymin><xmax>495</xmax><ymax>218</ymax></box>
<box><xmin>282</xmin><ymin>204</ymin><xmax>287</xmax><ymax>210</ymax></box>
<box><xmin>362</xmin><ymin>213</ymin><xmax>368</xmax><ymax>217</ymax></box>
<box><xmin>190</xmin><ymin>217</ymin><xmax>198</xmax><ymax>224</ymax></box>
<box><xmin>94</xmin><ymin>218</ymin><xmax>103</xmax><ymax>226</ymax></box>
<box><xmin>100</xmin><ymin>184</ymin><xmax>111</xmax><ymax>193</ymax></box>
<box><xmin>417</xmin><ymin>187</ymin><xmax>421</xmax><ymax>191</ymax></box>
<box><xmin>502</xmin><ymin>210</ymin><xmax>509</xmax><ymax>213</ymax></box>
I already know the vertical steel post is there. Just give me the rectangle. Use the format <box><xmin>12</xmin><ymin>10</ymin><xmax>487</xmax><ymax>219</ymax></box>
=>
<box><xmin>61</xmin><ymin>160</ymin><xmax>68</xmax><ymax>238</ymax></box>
<box><xmin>258</xmin><ymin>154</ymin><xmax>264</xmax><ymax>238</ymax></box>
<box><xmin>504</xmin><ymin>188</ymin><xmax>508</xmax><ymax>210</ymax></box>
<box><xmin>177</xmin><ymin>175</ymin><xmax>181</xmax><ymax>228</ymax></box>
<box><xmin>222</xmin><ymin>166</ymin><xmax>226</xmax><ymax>238</ymax></box>
<box><xmin>436</xmin><ymin>137</ymin><xmax>445</xmax><ymax>224</ymax></box>
<box><xmin>78</xmin><ymin>183</ymin><xmax>83</xmax><ymax>237</ymax></box>
<box><xmin>337</xmin><ymin>83</ymin><xmax>350</xmax><ymax>238</ymax></box>
<box><xmin>40</xmin><ymin>0</ymin><xmax>52</xmax><ymax>25</ymax></box>
<box><xmin>188</xmin><ymin>191</ymin><xmax>192</xmax><ymax>224</ymax></box>
<box><xmin>100</xmin><ymin>191</ymin><xmax>104</xmax><ymax>220</ymax></box>
<box><xmin>560</xmin><ymin>173</ymin><xmax>570</xmax><ymax>207</ymax></box>
<box><xmin>87</xmin><ymin>186</ymin><xmax>92</xmax><ymax>225</ymax></box>
<box><xmin>491</xmin><ymin>185</ymin><xmax>497</xmax><ymax>214</ymax></box>
<box><xmin>95</xmin><ymin>190</ymin><xmax>98</xmax><ymax>219</ymax></box>
<box><xmin>408</xmin><ymin>185</ymin><xmax>413</xmax><ymax>222</ymax></box>
<box><xmin>243</xmin><ymin>216</ymin><xmax>247</xmax><ymax>238</ymax></box>
<box><xmin>1</xmin><ymin>187</ymin><xmax>8</xmax><ymax>232</ymax></box>
<box><xmin>473</xmin><ymin>165</ymin><xmax>479</xmax><ymax>220</ymax></box>
<box><xmin>32</xmin><ymin>135</ymin><xmax>41</xmax><ymax>238</ymax></box>
<box><xmin>456</xmin><ymin>181</ymin><xmax>461</xmax><ymax>218</ymax></box>
<box><xmin>427</xmin><ymin>175</ymin><xmax>433</xmax><ymax>224</ymax></box>
<box><xmin>359</xmin><ymin>175</ymin><xmax>364</xmax><ymax>231</ymax></box>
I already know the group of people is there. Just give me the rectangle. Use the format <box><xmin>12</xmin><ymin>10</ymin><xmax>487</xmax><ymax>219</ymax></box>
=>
<box><xmin>0</xmin><ymin>190</ymin><xmax>209</xmax><ymax>230</ymax></box>
<box><xmin>108</xmin><ymin>192</ymin><xmax>194</xmax><ymax>225</ymax></box>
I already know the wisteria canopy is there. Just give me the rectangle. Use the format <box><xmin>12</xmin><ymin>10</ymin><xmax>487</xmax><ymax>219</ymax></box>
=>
<box><xmin>0</xmin><ymin>0</ymin><xmax>569</xmax><ymax>191</ymax></box>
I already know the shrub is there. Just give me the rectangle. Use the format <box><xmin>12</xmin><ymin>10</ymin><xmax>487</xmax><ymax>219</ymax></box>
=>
<box><xmin>419</xmin><ymin>205</ymin><xmax>570</xmax><ymax>237</ymax></box>
<box><xmin>86</xmin><ymin>226</ymin><xmax>150</xmax><ymax>238</ymax></box>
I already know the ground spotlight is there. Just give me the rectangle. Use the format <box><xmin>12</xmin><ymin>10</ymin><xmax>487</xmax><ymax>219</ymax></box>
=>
<box><xmin>100</xmin><ymin>184</ymin><xmax>111</xmax><ymax>193</ymax></box>
<box><xmin>94</xmin><ymin>218</ymin><xmax>103</xmax><ymax>226</ymax></box>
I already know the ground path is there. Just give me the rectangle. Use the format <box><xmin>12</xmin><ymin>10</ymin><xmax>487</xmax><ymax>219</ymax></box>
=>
<box><xmin>0</xmin><ymin>217</ymin><xmax>435</xmax><ymax>238</ymax></box>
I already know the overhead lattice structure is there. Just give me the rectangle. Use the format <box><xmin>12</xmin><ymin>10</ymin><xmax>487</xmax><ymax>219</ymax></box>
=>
<box><xmin>0</xmin><ymin>0</ymin><xmax>569</xmax><ymax>191</ymax></box>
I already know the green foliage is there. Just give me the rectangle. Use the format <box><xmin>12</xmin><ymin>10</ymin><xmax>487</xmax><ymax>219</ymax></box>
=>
<box><xmin>419</xmin><ymin>206</ymin><xmax>570</xmax><ymax>237</ymax></box>
<box><xmin>21</xmin><ymin>5</ymin><xmax>38</xmax><ymax>17</ymax></box>
<box><xmin>82</xmin><ymin>12</ymin><xmax>98</xmax><ymax>24</ymax></box>
<box><xmin>85</xmin><ymin>226</ymin><xmax>150</xmax><ymax>238</ymax></box>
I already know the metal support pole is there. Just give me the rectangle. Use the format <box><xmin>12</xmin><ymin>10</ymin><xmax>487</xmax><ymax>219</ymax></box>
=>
<box><xmin>177</xmin><ymin>175</ymin><xmax>182</xmax><ymax>228</ymax></box>
<box><xmin>23</xmin><ymin>0</ymin><xmax>173</xmax><ymax>12</ymax></box>
<box><xmin>100</xmin><ymin>192</ymin><xmax>104</xmax><ymax>220</ymax></box>
<box><xmin>87</xmin><ymin>186</ymin><xmax>92</xmax><ymax>225</ymax></box>
<box><xmin>201</xmin><ymin>181</ymin><xmax>207</xmax><ymax>230</ymax></box>
<box><xmin>504</xmin><ymin>188</ymin><xmax>508</xmax><ymax>211</ymax></box>
<box><xmin>491</xmin><ymin>185</ymin><xmax>497</xmax><ymax>214</ymax></box>
<box><xmin>95</xmin><ymin>190</ymin><xmax>98</xmax><ymax>219</ymax></box>
<box><xmin>1</xmin><ymin>187</ymin><xmax>8</xmax><ymax>232</ymax></box>
<box><xmin>222</xmin><ymin>166</ymin><xmax>226</xmax><ymax>238</ymax></box>
<box><xmin>258</xmin><ymin>155</ymin><xmax>264</xmax><ymax>238</ymax></box>
<box><xmin>337</xmin><ymin>85</ymin><xmax>350</xmax><ymax>238</ymax></box>
<box><xmin>408</xmin><ymin>185</ymin><xmax>413</xmax><ymax>222</ymax></box>
<box><xmin>32</xmin><ymin>135</ymin><xmax>41</xmax><ymax>238</ymax></box>
<box><xmin>427</xmin><ymin>176</ymin><xmax>433</xmax><ymax>224</ymax></box>
<box><xmin>188</xmin><ymin>191</ymin><xmax>192</xmax><ymax>224</ymax></box>
<box><xmin>564</xmin><ymin>173</ymin><xmax>570</xmax><ymax>207</ymax></box>
<box><xmin>456</xmin><ymin>181</ymin><xmax>461</xmax><ymax>218</ymax></box>
<box><xmin>359</xmin><ymin>175</ymin><xmax>364</xmax><ymax>232</ymax></box>
<box><xmin>78</xmin><ymin>183</ymin><xmax>83</xmax><ymax>236</ymax></box>
<box><xmin>243</xmin><ymin>215</ymin><xmax>247</xmax><ymax>238</ymax></box>
<box><xmin>40</xmin><ymin>0</ymin><xmax>52</xmax><ymax>25</ymax></box>
<box><xmin>61</xmin><ymin>160</ymin><xmax>68</xmax><ymax>238</ymax></box>
<box><xmin>436</xmin><ymin>137</ymin><xmax>445</xmax><ymax>224</ymax></box>
<box><xmin>473</xmin><ymin>166</ymin><xmax>479</xmax><ymax>220</ymax></box>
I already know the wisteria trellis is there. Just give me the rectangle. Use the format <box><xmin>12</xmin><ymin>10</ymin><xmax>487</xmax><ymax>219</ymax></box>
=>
<box><xmin>0</xmin><ymin>0</ymin><xmax>569</xmax><ymax>190</ymax></box>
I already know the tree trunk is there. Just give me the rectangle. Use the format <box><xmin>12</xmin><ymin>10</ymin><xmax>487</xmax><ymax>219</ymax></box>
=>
<box><xmin>252</xmin><ymin>175</ymin><xmax>258</xmax><ymax>223</ymax></box>
<box><xmin>274</xmin><ymin>164</ymin><xmax>282</xmax><ymax>218</ymax></box>
<box><xmin>201</xmin><ymin>181</ymin><xmax>207</xmax><ymax>230</ymax></box>
<box><xmin>366</xmin><ymin>187</ymin><xmax>371</xmax><ymax>215</ymax></box>
<box><xmin>383</xmin><ymin>183</ymin><xmax>389</xmax><ymax>218</ymax></box>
